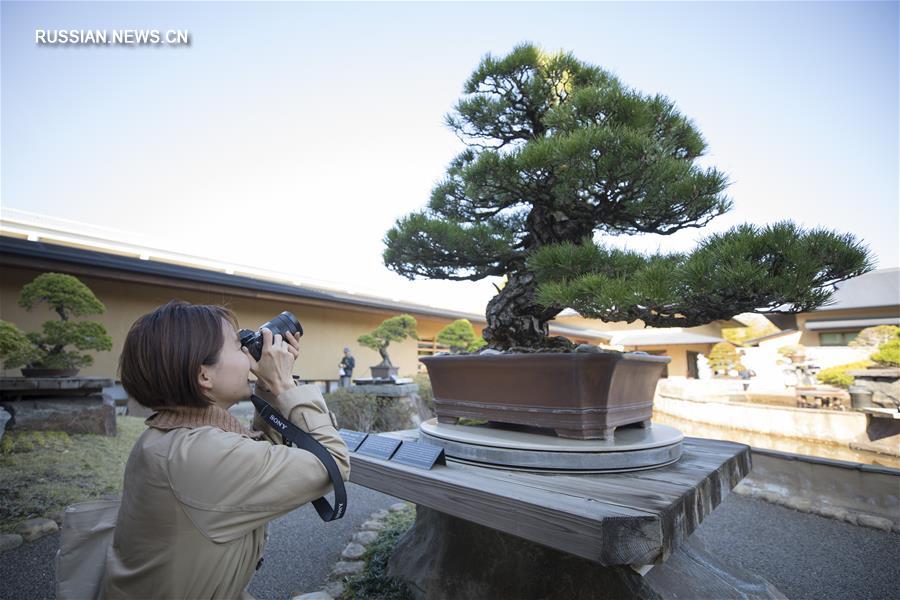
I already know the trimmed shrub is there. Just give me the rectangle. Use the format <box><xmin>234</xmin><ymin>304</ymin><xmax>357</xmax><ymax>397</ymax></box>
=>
<box><xmin>816</xmin><ymin>360</ymin><xmax>874</xmax><ymax>388</ymax></box>
<box><xmin>436</xmin><ymin>319</ymin><xmax>486</xmax><ymax>353</ymax></box>
<box><xmin>324</xmin><ymin>388</ymin><xmax>412</xmax><ymax>432</ymax></box>
<box><xmin>870</xmin><ymin>332</ymin><xmax>900</xmax><ymax>367</ymax></box>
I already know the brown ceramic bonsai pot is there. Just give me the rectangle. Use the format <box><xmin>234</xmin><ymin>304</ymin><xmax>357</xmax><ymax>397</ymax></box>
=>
<box><xmin>21</xmin><ymin>368</ymin><xmax>80</xmax><ymax>378</ymax></box>
<box><xmin>420</xmin><ymin>351</ymin><xmax>671</xmax><ymax>440</ymax></box>
<box><xmin>370</xmin><ymin>365</ymin><xmax>400</xmax><ymax>379</ymax></box>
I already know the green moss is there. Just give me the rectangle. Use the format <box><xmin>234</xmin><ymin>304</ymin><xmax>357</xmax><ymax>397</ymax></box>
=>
<box><xmin>341</xmin><ymin>508</ymin><xmax>416</xmax><ymax>600</ymax></box>
<box><xmin>0</xmin><ymin>416</ymin><xmax>145</xmax><ymax>532</ymax></box>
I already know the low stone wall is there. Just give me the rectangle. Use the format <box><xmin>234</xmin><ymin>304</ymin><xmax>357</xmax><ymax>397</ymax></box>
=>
<box><xmin>737</xmin><ymin>449</ymin><xmax>900</xmax><ymax>533</ymax></box>
<box><xmin>654</xmin><ymin>381</ymin><xmax>900</xmax><ymax>531</ymax></box>
<box><xmin>654</xmin><ymin>386</ymin><xmax>898</xmax><ymax>455</ymax></box>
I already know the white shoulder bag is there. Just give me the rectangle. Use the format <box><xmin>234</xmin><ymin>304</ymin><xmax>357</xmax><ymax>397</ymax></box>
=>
<box><xmin>54</xmin><ymin>499</ymin><xmax>120</xmax><ymax>600</ymax></box>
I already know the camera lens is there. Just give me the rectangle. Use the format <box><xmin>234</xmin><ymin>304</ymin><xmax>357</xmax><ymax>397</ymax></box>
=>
<box><xmin>239</xmin><ymin>312</ymin><xmax>303</xmax><ymax>361</ymax></box>
<box><xmin>261</xmin><ymin>312</ymin><xmax>304</xmax><ymax>340</ymax></box>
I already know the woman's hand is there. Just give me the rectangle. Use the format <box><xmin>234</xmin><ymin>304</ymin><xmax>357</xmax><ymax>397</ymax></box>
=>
<box><xmin>243</xmin><ymin>328</ymin><xmax>301</xmax><ymax>396</ymax></box>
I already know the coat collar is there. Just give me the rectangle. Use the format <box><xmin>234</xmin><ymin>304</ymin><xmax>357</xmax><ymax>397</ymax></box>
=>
<box><xmin>146</xmin><ymin>403</ymin><xmax>263</xmax><ymax>439</ymax></box>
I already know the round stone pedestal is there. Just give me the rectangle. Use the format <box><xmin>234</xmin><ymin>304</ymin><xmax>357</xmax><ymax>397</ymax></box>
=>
<box><xmin>419</xmin><ymin>418</ymin><xmax>683</xmax><ymax>473</ymax></box>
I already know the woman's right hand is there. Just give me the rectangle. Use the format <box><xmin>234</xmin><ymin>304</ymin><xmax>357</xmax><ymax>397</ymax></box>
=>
<box><xmin>244</xmin><ymin>328</ymin><xmax>301</xmax><ymax>396</ymax></box>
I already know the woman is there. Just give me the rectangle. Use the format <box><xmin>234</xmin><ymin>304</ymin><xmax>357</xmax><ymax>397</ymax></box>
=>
<box><xmin>103</xmin><ymin>300</ymin><xmax>350</xmax><ymax>599</ymax></box>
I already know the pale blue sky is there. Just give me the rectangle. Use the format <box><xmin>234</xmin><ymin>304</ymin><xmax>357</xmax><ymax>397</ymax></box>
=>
<box><xmin>2</xmin><ymin>1</ymin><xmax>897</xmax><ymax>314</ymax></box>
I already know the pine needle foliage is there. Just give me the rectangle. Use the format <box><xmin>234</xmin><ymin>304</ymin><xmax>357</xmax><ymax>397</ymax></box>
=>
<box><xmin>383</xmin><ymin>42</ymin><xmax>872</xmax><ymax>348</ymax></box>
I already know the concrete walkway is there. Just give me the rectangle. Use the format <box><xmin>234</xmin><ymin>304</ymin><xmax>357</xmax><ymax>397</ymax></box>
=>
<box><xmin>1</xmin><ymin>490</ymin><xmax>897</xmax><ymax>599</ymax></box>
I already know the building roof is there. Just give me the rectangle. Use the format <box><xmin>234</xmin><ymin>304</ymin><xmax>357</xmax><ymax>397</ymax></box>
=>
<box><xmin>0</xmin><ymin>235</ymin><xmax>488</xmax><ymax>324</ymax></box>
<box><xmin>742</xmin><ymin>329</ymin><xmax>798</xmax><ymax>346</ymax></box>
<box><xmin>595</xmin><ymin>329</ymin><xmax>724</xmax><ymax>347</ymax></box>
<box><xmin>814</xmin><ymin>268</ymin><xmax>900</xmax><ymax>312</ymax></box>
<box><xmin>803</xmin><ymin>317</ymin><xmax>900</xmax><ymax>331</ymax></box>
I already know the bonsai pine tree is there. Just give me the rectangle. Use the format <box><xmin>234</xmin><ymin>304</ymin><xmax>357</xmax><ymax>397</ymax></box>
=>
<box><xmin>436</xmin><ymin>319</ymin><xmax>487</xmax><ymax>353</ymax></box>
<box><xmin>0</xmin><ymin>273</ymin><xmax>112</xmax><ymax>371</ymax></box>
<box><xmin>383</xmin><ymin>43</ymin><xmax>872</xmax><ymax>350</ymax></box>
<box><xmin>530</xmin><ymin>223</ymin><xmax>871</xmax><ymax>330</ymax></box>
<box><xmin>357</xmin><ymin>314</ymin><xmax>418</xmax><ymax>369</ymax></box>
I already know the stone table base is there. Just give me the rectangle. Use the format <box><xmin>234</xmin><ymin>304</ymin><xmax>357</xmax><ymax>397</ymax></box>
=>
<box><xmin>388</xmin><ymin>506</ymin><xmax>786</xmax><ymax>600</ymax></box>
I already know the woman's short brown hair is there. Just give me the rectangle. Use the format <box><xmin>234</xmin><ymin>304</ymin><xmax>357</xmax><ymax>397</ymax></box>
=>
<box><xmin>119</xmin><ymin>300</ymin><xmax>239</xmax><ymax>409</ymax></box>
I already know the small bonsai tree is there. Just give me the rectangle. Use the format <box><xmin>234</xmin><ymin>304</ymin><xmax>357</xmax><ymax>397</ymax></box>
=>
<box><xmin>870</xmin><ymin>330</ymin><xmax>900</xmax><ymax>367</ymax></box>
<box><xmin>776</xmin><ymin>344</ymin><xmax>807</xmax><ymax>363</ymax></box>
<box><xmin>0</xmin><ymin>273</ymin><xmax>112</xmax><ymax>371</ymax></box>
<box><xmin>436</xmin><ymin>319</ymin><xmax>487</xmax><ymax>353</ymax></box>
<box><xmin>850</xmin><ymin>325</ymin><xmax>900</xmax><ymax>349</ymax></box>
<box><xmin>707</xmin><ymin>342</ymin><xmax>745</xmax><ymax>377</ymax></box>
<box><xmin>357</xmin><ymin>314</ymin><xmax>418</xmax><ymax>369</ymax></box>
<box><xmin>384</xmin><ymin>43</ymin><xmax>872</xmax><ymax>350</ymax></box>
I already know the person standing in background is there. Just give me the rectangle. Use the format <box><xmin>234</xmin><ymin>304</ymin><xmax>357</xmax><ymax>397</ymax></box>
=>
<box><xmin>339</xmin><ymin>347</ymin><xmax>355</xmax><ymax>388</ymax></box>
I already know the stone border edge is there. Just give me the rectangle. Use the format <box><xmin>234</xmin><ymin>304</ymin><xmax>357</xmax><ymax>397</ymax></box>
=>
<box><xmin>291</xmin><ymin>501</ymin><xmax>413</xmax><ymax>600</ymax></box>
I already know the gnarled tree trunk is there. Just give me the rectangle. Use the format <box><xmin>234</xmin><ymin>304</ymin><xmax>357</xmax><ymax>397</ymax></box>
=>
<box><xmin>482</xmin><ymin>270</ymin><xmax>567</xmax><ymax>350</ymax></box>
<box><xmin>378</xmin><ymin>346</ymin><xmax>392</xmax><ymax>368</ymax></box>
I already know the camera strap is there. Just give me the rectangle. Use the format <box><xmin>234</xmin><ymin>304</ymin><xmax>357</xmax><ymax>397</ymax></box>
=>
<box><xmin>250</xmin><ymin>394</ymin><xmax>347</xmax><ymax>522</ymax></box>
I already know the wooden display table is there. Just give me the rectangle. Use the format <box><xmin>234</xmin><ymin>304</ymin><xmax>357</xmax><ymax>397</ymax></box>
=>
<box><xmin>348</xmin><ymin>429</ymin><xmax>784</xmax><ymax>599</ymax></box>
<box><xmin>0</xmin><ymin>377</ymin><xmax>116</xmax><ymax>436</ymax></box>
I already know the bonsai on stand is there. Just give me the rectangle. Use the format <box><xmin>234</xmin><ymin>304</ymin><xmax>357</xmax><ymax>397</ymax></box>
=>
<box><xmin>357</xmin><ymin>315</ymin><xmax>418</xmax><ymax>380</ymax></box>
<box><xmin>0</xmin><ymin>273</ymin><xmax>116</xmax><ymax>436</ymax></box>
<box><xmin>0</xmin><ymin>272</ymin><xmax>112</xmax><ymax>378</ymax></box>
<box><xmin>382</xmin><ymin>43</ymin><xmax>872</xmax><ymax>439</ymax></box>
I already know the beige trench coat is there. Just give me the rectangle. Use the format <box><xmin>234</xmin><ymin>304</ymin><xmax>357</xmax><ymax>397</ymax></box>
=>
<box><xmin>101</xmin><ymin>384</ymin><xmax>350</xmax><ymax>599</ymax></box>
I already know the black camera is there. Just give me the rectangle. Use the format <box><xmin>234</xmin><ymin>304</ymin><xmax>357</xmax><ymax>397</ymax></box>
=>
<box><xmin>239</xmin><ymin>311</ymin><xmax>304</xmax><ymax>361</ymax></box>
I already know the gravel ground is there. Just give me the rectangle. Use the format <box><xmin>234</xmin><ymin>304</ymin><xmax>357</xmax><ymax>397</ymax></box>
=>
<box><xmin>692</xmin><ymin>493</ymin><xmax>900</xmax><ymax>600</ymax></box>
<box><xmin>1</xmin><ymin>491</ymin><xmax>897</xmax><ymax>599</ymax></box>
